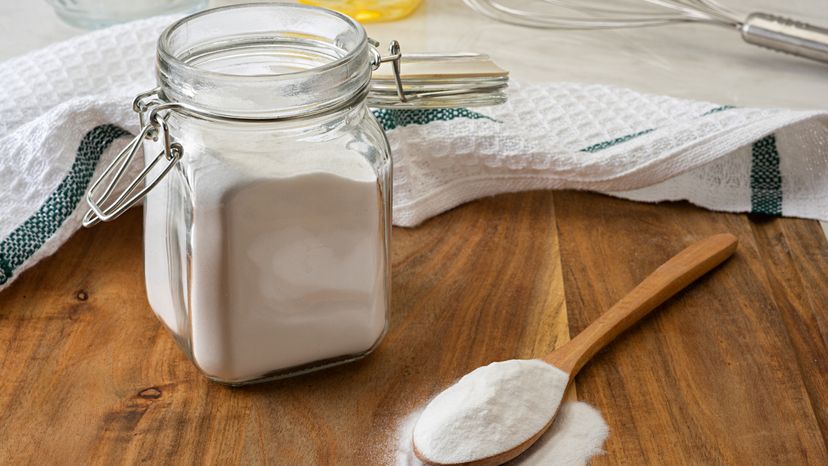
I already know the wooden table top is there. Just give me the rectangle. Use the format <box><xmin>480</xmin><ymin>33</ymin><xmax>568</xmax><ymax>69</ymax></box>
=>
<box><xmin>1</xmin><ymin>191</ymin><xmax>827</xmax><ymax>465</ymax></box>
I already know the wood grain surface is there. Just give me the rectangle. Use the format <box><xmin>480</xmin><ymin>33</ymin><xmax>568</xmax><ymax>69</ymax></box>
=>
<box><xmin>546</xmin><ymin>233</ymin><xmax>737</xmax><ymax>377</ymax></box>
<box><xmin>1</xmin><ymin>191</ymin><xmax>827</xmax><ymax>465</ymax></box>
<box><xmin>554</xmin><ymin>192</ymin><xmax>828</xmax><ymax>465</ymax></box>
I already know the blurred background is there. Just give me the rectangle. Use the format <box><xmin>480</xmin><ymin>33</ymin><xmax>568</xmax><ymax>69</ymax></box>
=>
<box><xmin>3</xmin><ymin>0</ymin><xmax>827</xmax><ymax>110</ymax></box>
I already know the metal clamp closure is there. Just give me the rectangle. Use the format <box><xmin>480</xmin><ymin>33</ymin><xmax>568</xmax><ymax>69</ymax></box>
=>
<box><xmin>366</xmin><ymin>39</ymin><xmax>509</xmax><ymax>108</ymax></box>
<box><xmin>369</xmin><ymin>39</ymin><xmax>407</xmax><ymax>103</ymax></box>
<box><xmin>82</xmin><ymin>91</ymin><xmax>182</xmax><ymax>227</ymax></box>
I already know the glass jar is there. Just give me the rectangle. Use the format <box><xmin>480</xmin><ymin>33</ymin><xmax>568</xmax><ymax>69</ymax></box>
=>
<box><xmin>298</xmin><ymin>0</ymin><xmax>423</xmax><ymax>22</ymax></box>
<box><xmin>88</xmin><ymin>4</ymin><xmax>392</xmax><ymax>385</ymax></box>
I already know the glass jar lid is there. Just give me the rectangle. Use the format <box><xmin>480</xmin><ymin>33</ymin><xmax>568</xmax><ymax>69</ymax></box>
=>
<box><xmin>157</xmin><ymin>3</ymin><xmax>372</xmax><ymax>120</ymax></box>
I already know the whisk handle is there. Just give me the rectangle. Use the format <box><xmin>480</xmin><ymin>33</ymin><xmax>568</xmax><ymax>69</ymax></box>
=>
<box><xmin>741</xmin><ymin>13</ymin><xmax>828</xmax><ymax>64</ymax></box>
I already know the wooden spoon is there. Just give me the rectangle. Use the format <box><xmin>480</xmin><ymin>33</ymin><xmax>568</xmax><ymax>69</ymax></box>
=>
<box><xmin>413</xmin><ymin>233</ymin><xmax>738</xmax><ymax>466</ymax></box>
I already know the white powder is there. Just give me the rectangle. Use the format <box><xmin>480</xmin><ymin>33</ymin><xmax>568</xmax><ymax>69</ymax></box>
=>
<box><xmin>398</xmin><ymin>402</ymin><xmax>608</xmax><ymax>466</ymax></box>
<box><xmin>412</xmin><ymin>359</ymin><xmax>570</xmax><ymax>464</ymax></box>
<box><xmin>395</xmin><ymin>410</ymin><xmax>425</xmax><ymax>466</ymax></box>
<box><xmin>143</xmin><ymin>125</ymin><xmax>388</xmax><ymax>383</ymax></box>
<box><xmin>507</xmin><ymin>402</ymin><xmax>609</xmax><ymax>466</ymax></box>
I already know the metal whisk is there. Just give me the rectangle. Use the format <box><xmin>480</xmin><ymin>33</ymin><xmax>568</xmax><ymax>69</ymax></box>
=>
<box><xmin>465</xmin><ymin>0</ymin><xmax>828</xmax><ymax>64</ymax></box>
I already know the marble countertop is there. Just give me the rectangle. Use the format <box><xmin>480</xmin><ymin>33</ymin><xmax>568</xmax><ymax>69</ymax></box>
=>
<box><xmin>3</xmin><ymin>0</ymin><xmax>827</xmax><ymax>109</ymax></box>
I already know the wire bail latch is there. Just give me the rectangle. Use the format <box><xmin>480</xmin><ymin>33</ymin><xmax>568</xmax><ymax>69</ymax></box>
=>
<box><xmin>369</xmin><ymin>39</ymin><xmax>407</xmax><ymax>103</ymax></box>
<box><xmin>82</xmin><ymin>91</ymin><xmax>182</xmax><ymax>227</ymax></box>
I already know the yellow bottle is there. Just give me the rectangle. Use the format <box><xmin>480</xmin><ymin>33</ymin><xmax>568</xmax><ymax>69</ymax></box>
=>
<box><xmin>299</xmin><ymin>0</ymin><xmax>422</xmax><ymax>23</ymax></box>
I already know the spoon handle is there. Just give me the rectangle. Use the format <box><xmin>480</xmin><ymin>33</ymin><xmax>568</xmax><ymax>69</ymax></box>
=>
<box><xmin>544</xmin><ymin>233</ymin><xmax>738</xmax><ymax>375</ymax></box>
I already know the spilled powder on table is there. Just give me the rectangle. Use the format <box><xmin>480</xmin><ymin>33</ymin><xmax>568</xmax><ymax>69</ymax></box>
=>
<box><xmin>393</xmin><ymin>402</ymin><xmax>609</xmax><ymax>466</ymax></box>
<box><xmin>506</xmin><ymin>402</ymin><xmax>609</xmax><ymax>466</ymax></box>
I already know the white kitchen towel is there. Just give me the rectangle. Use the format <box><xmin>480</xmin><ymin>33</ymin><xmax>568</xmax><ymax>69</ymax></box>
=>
<box><xmin>2</xmin><ymin>15</ymin><xmax>828</xmax><ymax>291</ymax></box>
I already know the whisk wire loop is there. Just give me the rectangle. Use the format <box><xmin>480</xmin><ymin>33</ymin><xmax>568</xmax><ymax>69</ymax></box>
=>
<box><xmin>465</xmin><ymin>0</ymin><xmax>828</xmax><ymax>63</ymax></box>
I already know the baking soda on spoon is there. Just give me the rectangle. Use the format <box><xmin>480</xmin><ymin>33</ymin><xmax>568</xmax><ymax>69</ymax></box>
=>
<box><xmin>412</xmin><ymin>234</ymin><xmax>738</xmax><ymax>465</ymax></box>
<box><xmin>396</xmin><ymin>400</ymin><xmax>609</xmax><ymax>466</ymax></box>
<box><xmin>413</xmin><ymin>360</ymin><xmax>569</xmax><ymax>464</ymax></box>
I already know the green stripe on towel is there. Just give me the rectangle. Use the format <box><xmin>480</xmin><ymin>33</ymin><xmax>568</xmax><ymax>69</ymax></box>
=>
<box><xmin>701</xmin><ymin>105</ymin><xmax>736</xmax><ymax>116</ymax></box>
<box><xmin>579</xmin><ymin>106</ymin><xmax>736</xmax><ymax>153</ymax></box>
<box><xmin>0</xmin><ymin>124</ymin><xmax>129</xmax><ymax>284</ymax></box>
<box><xmin>580</xmin><ymin>129</ymin><xmax>655</xmax><ymax>153</ymax></box>
<box><xmin>750</xmin><ymin>134</ymin><xmax>782</xmax><ymax>216</ymax></box>
<box><xmin>372</xmin><ymin>108</ymin><xmax>494</xmax><ymax>131</ymax></box>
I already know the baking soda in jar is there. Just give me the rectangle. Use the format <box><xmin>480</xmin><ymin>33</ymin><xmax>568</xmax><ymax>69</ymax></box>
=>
<box><xmin>135</xmin><ymin>4</ymin><xmax>391</xmax><ymax>384</ymax></box>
